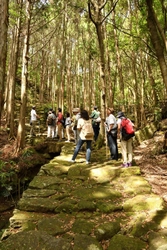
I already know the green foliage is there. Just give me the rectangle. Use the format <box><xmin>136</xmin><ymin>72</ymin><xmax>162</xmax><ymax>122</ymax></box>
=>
<box><xmin>0</xmin><ymin>160</ymin><xmax>17</xmax><ymax>197</ymax></box>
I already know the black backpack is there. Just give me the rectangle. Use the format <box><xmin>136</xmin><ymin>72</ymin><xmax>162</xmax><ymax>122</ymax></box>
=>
<box><xmin>60</xmin><ymin>116</ymin><xmax>66</xmax><ymax>128</ymax></box>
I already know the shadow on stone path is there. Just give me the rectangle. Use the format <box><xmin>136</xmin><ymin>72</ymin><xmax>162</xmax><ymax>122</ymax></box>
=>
<box><xmin>1</xmin><ymin>142</ymin><xmax>167</xmax><ymax>250</ymax></box>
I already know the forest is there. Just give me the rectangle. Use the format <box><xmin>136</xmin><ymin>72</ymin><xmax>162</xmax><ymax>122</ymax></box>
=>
<box><xmin>0</xmin><ymin>0</ymin><xmax>167</xmax><ymax>152</ymax></box>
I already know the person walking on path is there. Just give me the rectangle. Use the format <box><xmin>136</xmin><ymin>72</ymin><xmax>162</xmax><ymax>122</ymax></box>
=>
<box><xmin>56</xmin><ymin>108</ymin><xmax>64</xmax><ymax>141</ymax></box>
<box><xmin>65</xmin><ymin>112</ymin><xmax>72</xmax><ymax>142</ymax></box>
<box><xmin>52</xmin><ymin>110</ymin><xmax>57</xmax><ymax>138</ymax></box>
<box><xmin>46</xmin><ymin>110</ymin><xmax>56</xmax><ymax>138</ymax></box>
<box><xmin>105</xmin><ymin>107</ymin><xmax>118</xmax><ymax>160</ymax></box>
<box><xmin>117</xmin><ymin>111</ymin><xmax>134</xmax><ymax>167</ymax></box>
<box><xmin>30</xmin><ymin>106</ymin><xmax>39</xmax><ymax>137</ymax></box>
<box><xmin>71</xmin><ymin>108</ymin><xmax>81</xmax><ymax>144</ymax></box>
<box><xmin>90</xmin><ymin>106</ymin><xmax>101</xmax><ymax>141</ymax></box>
<box><xmin>69</xmin><ymin>110</ymin><xmax>94</xmax><ymax>164</ymax></box>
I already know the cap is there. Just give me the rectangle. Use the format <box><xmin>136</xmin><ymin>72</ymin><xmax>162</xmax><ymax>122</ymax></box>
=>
<box><xmin>72</xmin><ymin>108</ymin><xmax>80</xmax><ymax>113</ymax></box>
<box><xmin>117</xmin><ymin>111</ymin><xmax>125</xmax><ymax>118</ymax></box>
<box><xmin>94</xmin><ymin>106</ymin><xmax>97</xmax><ymax>109</ymax></box>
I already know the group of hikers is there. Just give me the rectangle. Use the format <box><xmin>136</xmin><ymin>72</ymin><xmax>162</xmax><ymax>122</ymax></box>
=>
<box><xmin>30</xmin><ymin>105</ymin><xmax>135</xmax><ymax>167</ymax></box>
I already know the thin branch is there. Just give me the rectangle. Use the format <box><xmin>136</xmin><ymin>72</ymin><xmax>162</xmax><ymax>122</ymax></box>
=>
<box><xmin>101</xmin><ymin>0</ymin><xmax>119</xmax><ymax>24</ymax></box>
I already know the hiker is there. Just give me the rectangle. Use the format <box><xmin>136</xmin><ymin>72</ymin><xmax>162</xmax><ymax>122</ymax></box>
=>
<box><xmin>46</xmin><ymin>109</ymin><xmax>56</xmax><ymax>138</ymax></box>
<box><xmin>71</xmin><ymin>108</ymin><xmax>81</xmax><ymax>144</ymax></box>
<box><xmin>105</xmin><ymin>107</ymin><xmax>118</xmax><ymax>160</ymax></box>
<box><xmin>69</xmin><ymin>109</ymin><xmax>94</xmax><ymax>164</ymax></box>
<box><xmin>56</xmin><ymin>108</ymin><xmax>64</xmax><ymax>141</ymax></box>
<box><xmin>52</xmin><ymin>110</ymin><xmax>57</xmax><ymax>138</ymax></box>
<box><xmin>90</xmin><ymin>106</ymin><xmax>101</xmax><ymax>141</ymax></box>
<box><xmin>117</xmin><ymin>111</ymin><xmax>135</xmax><ymax>167</ymax></box>
<box><xmin>65</xmin><ymin>112</ymin><xmax>72</xmax><ymax>142</ymax></box>
<box><xmin>30</xmin><ymin>106</ymin><xmax>39</xmax><ymax>137</ymax></box>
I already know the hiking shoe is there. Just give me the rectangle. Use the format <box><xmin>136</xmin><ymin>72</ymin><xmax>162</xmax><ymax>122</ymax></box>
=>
<box><xmin>65</xmin><ymin>140</ymin><xmax>70</xmax><ymax>142</ymax></box>
<box><xmin>128</xmin><ymin>162</ymin><xmax>132</xmax><ymax>167</ymax></box>
<box><xmin>121</xmin><ymin>163</ymin><xmax>128</xmax><ymax>168</ymax></box>
<box><xmin>69</xmin><ymin>160</ymin><xmax>75</xmax><ymax>163</ymax></box>
<box><xmin>86</xmin><ymin>161</ymin><xmax>90</xmax><ymax>164</ymax></box>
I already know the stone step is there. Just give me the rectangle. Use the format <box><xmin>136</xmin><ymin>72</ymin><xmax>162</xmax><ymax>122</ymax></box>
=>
<box><xmin>1</xmin><ymin>142</ymin><xmax>167</xmax><ymax>250</ymax></box>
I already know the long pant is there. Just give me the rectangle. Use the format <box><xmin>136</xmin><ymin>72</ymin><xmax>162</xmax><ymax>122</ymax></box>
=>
<box><xmin>73</xmin><ymin>129</ymin><xmax>80</xmax><ymax>144</ymax></box>
<box><xmin>55</xmin><ymin>126</ymin><xmax>64</xmax><ymax>138</ymax></box>
<box><xmin>57</xmin><ymin>123</ymin><xmax>63</xmax><ymax>140</ymax></box>
<box><xmin>30</xmin><ymin>120</ymin><xmax>37</xmax><ymax>136</ymax></box>
<box><xmin>107</xmin><ymin>134</ymin><xmax>118</xmax><ymax>160</ymax></box>
<box><xmin>66</xmin><ymin>125</ymin><xmax>71</xmax><ymax>141</ymax></box>
<box><xmin>93</xmin><ymin>124</ymin><xmax>100</xmax><ymax>141</ymax></box>
<box><xmin>121</xmin><ymin>138</ymin><xmax>133</xmax><ymax>164</ymax></box>
<box><xmin>72</xmin><ymin>138</ymin><xmax>92</xmax><ymax>162</ymax></box>
<box><xmin>47</xmin><ymin>125</ymin><xmax>55</xmax><ymax>138</ymax></box>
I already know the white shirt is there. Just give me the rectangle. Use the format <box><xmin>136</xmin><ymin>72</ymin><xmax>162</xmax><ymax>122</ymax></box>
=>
<box><xmin>65</xmin><ymin>117</ymin><xmax>71</xmax><ymax>126</ymax></box>
<box><xmin>31</xmin><ymin>109</ymin><xmax>37</xmax><ymax>121</ymax></box>
<box><xmin>106</xmin><ymin>114</ymin><xmax>117</xmax><ymax>131</ymax></box>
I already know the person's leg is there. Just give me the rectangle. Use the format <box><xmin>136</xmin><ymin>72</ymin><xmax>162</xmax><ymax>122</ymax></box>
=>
<box><xmin>107</xmin><ymin>135</ymin><xmax>118</xmax><ymax>160</ymax></box>
<box><xmin>31</xmin><ymin>121</ymin><xmax>36</xmax><ymax>136</ymax></box>
<box><xmin>66</xmin><ymin>126</ymin><xmax>70</xmax><ymax>141</ymax></box>
<box><xmin>86</xmin><ymin>140</ymin><xmax>92</xmax><ymax>162</ymax></box>
<box><xmin>58</xmin><ymin>123</ymin><xmax>62</xmax><ymax>140</ymax></box>
<box><xmin>55</xmin><ymin>126</ymin><xmax>58</xmax><ymax>137</ymax></box>
<box><xmin>71</xmin><ymin>138</ymin><xmax>84</xmax><ymax>161</ymax></box>
<box><xmin>47</xmin><ymin>126</ymin><xmax>50</xmax><ymax>137</ymax></box>
<box><xmin>93</xmin><ymin>125</ymin><xmax>99</xmax><ymax>141</ymax></box>
<box><xmin>127</xmin><ymin>138</ymin><xmax>133</xmax><ymax>165</ymax></box>
<box><xmin>51</xmin><ymin>126</ymin><xmax>55</xmax><ymax>138</ymax></box>
<box><xmin>121</xmin><ymin>140</ymin><xmax>128</xmax><ymax>164</ymax></box>
<box><xmin>62</xmin><ymin>127</ymin><xmax>65</xmax><ymax>139</ymax></box>
<box><xmin>76</xmin><ymin>130</ymin><xmax>80</xmax><ymax>143</ymax></box>
<box><xmin>113</xmin><ymin>136</ymin><xmax>118</xmax><ymax>160</ymax></box>
<box><xmin>30</xmin><ymin>124</ymin><xmax>33</xmax><ymax>136</ymax></box>
<box><xmin>73</xmin><ymin>129</ymin><xmax>77</xmax><ymax>143</ymax></box>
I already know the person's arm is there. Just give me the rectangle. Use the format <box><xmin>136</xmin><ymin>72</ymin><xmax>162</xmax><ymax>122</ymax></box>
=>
<box><xmin>35</xmin><ymin>111</ymin><xmax>39</xmax><ymax>119</ymax></box>
<box><xmin>77</xmin><ymin>118</ymin><xmax>83</xmax><ymax>131</ymax></box>
<box><xmin>107</xmin><ymin>116</ymin><xmax>114</xmax><ymax>133</ymax></box>
<box><xmin>108</xmin><ymin>124</ymin><xmax>114</xmax><ymax>133</ymax></box>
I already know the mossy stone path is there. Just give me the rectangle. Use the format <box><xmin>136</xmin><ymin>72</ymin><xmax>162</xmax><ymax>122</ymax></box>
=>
<box><xmin>1</xmin><ymin>142</ymin><xmax>167</xmax><ymax>250</ymax></box>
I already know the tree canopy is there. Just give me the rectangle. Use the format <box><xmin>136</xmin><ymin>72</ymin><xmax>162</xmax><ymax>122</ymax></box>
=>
<box><xmin>0</xmin><ymin>0</ymin><xmax>166</xmax><ymax>151</ymax></box>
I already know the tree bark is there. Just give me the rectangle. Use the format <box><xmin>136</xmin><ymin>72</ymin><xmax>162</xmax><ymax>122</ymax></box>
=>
<box><xmin>16</xmin><ymin>0</ymin><xmax>31</xmax><ymax>153</ymax></box>
<box><xmin>0</xmin><ymin>0</ymin><xmax>9</xmax><ymax>125</ymax></box>
<box><xmin>146</xmin><ymin>0</ymin><xmax>167</xmax><ymax>93</ymax></box>
<box><xmin>6</xmin><ymin>0</ymin><xmax>23</xmax><ymax>139</ymax></box>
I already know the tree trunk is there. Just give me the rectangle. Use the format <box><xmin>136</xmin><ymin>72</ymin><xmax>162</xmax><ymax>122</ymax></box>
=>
<box><xmin>16</xmin><ymin>0</ymin><xmax>31</xmax><ymax>153</ymax></box>
<box><xmin>112</xmin><ymin>9</ymin><xmax>124</xmax><ymax>110</ymax></box>
<box><xmin>146</xmin><ymin>0</ymin><xmax>167</xmax><ymax>93</ymax></box>
<box><xmin>6</xmin><ymin>0</ymin><xmax>23</xmax><ymax>139</ymax></box>
<box><xmin>0</xmin><ymin>0</ymin><xmax>9</xmax><ymax>125</ymax></box>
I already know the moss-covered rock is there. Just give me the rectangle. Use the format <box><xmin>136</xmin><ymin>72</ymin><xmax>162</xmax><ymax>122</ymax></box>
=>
<box><xmin>0</xmin><ymin>230</ymin><xmax>72</xmax><ymax>250</ymax></box>
<box><xmin>108</xmin><ymin>234</ymin><xmax>147</xmax><ymax>250</ymax></box>
<box><xmin>123</xmin><ymin>194</ymin><xmax>165</xmax><ymax>212</ymax></box>
<box><xmin>73</xmin><ymin>234</ymin><xmax>103</xmax><ymax>250</ymax></box>
<box><xmin>72</xmin><ymin>218</ymin><xmax>94</xmax><ymax>235</ymax></box>
<box><xmin>94</xmin><ymin>221</ymin><xmax>121</xmax><ymax>240</ymax></box>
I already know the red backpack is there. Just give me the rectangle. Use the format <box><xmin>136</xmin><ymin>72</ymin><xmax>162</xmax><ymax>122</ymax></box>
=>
<box><xmin>121</xmin><ymin>118</ymin><xmax>135</xmax><ymax>141</ymax></box>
